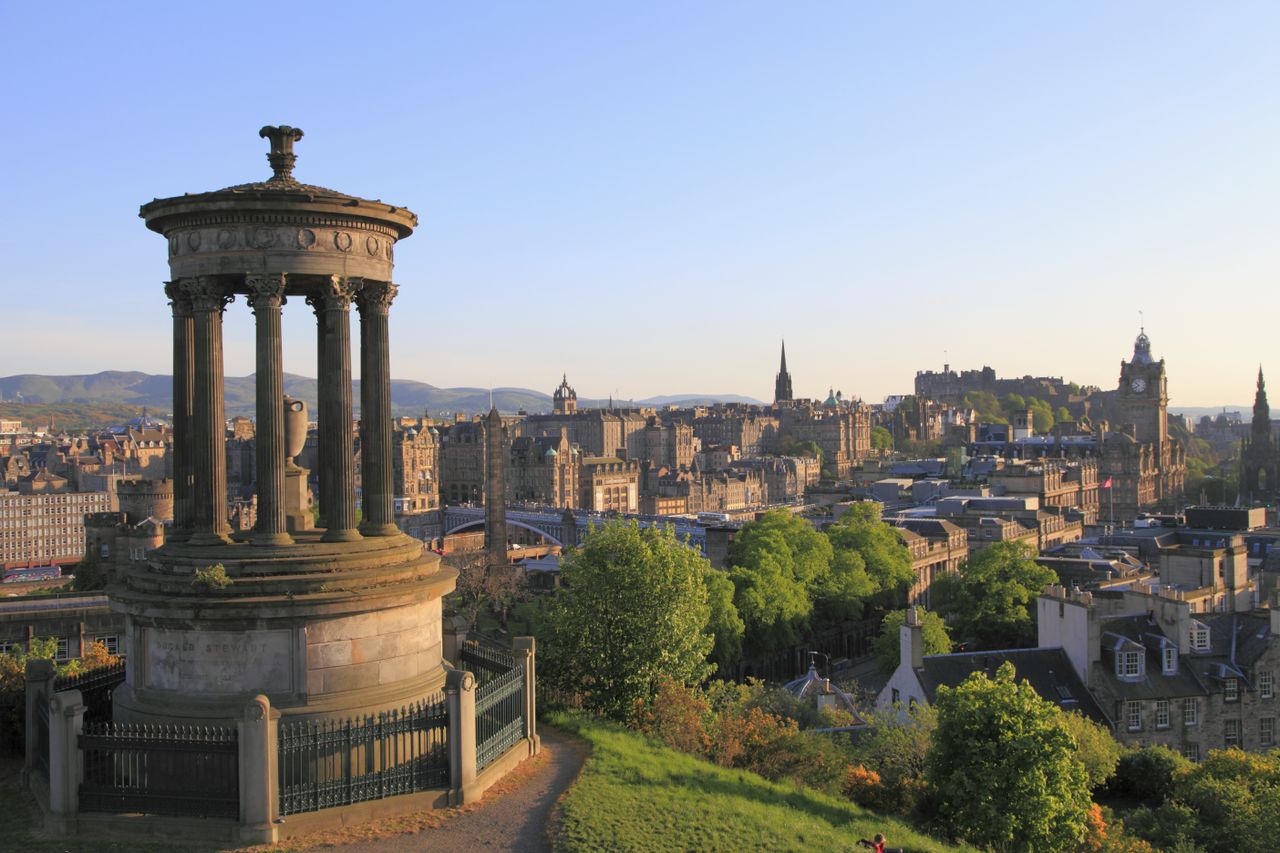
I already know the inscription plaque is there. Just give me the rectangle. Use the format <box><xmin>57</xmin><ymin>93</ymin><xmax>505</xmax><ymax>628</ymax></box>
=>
<box><xmin>145</xmin><ymin>627</ymin><xmax>293</xmax><ymax>694</ymax></box>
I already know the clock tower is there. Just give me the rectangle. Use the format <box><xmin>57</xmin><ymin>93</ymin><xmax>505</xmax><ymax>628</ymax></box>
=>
<box><xmin>1118</xmin><ymin>329</ymin><xmax>1168</xmax><ymax>446</ymax></box>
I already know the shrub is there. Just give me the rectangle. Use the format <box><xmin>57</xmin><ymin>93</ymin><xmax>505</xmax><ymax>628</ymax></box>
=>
<box><xmin>192</xmin><ymin>563</ymin><xmax>232</xmax><ymax>590</ymax></box>
<box><xmin>1107</xmin><ymin>746</ymin><xmax>1190</xmax><ymax>805</ymax></box>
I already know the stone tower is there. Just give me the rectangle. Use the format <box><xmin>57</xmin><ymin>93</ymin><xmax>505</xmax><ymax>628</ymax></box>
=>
<box><xmin>485</xmin><ymin>406</ymin><xmax>508</xmax><ymax>569</ymax></box>
<box><xmin>774</xmin><ymin>340</ymin><xmax>793</xmax><ymax>404</ymax></box>
<box><xmin>1242</xmin><ymin>367</ymin><xmax>1279</xmax><ymax>500</ymax></box>
<box><xmin>553</xmin><ymin>374</ymin><xmax>577</xmax><ymax>414</ymax></box>
<box><xmin>1117</xmin><ymin>329</ymin><xmax>1168</xmax><ymax>446</ymax></box>
<box><xmin>112</xmin><ymin>126</ymin><xmax>456</xmax><ymax>726</ymax></box>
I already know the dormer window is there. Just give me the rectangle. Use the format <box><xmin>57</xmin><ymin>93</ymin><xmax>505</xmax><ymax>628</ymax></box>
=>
<box><xmin>1116</xmin><ymin>650</ymin><xmax>1144</xmax><ymax>679</ymax></box>
<box><xmin>1191</xmin><ymin>622</ymin><xmax>1210</xmax><ymax>652</ymax></box>
<box><xmin>1162</xmin><ymin>646</ymin><xmax>1178</xmax><ymax>675</ymax></box>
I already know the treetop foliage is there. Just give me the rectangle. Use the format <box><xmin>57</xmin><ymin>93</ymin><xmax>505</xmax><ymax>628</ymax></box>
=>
<box><xmin>931</xmin><ymin>541</ymin><xmax>1055</xmax><ymax>650</ymax></box>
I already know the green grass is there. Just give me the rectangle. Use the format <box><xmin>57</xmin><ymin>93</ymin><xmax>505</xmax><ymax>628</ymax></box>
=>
<box><xmin>548</xmin><ymin>713</ymin><xmax>969</xmax><ymax>853</ymax></box>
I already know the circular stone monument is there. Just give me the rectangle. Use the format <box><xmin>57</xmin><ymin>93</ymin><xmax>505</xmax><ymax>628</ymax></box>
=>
<box><xmin>110</xmin><ymin>126</ymin><xmax>456</xmax><ymax>725</ymax></box>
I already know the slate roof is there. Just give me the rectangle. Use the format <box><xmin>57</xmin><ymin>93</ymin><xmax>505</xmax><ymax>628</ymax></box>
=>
<box><xmin>1091</xmin><ymin>614</ymin><xmax>1206</xmax><ymax>701</ymax></box>
<box><xmin>916</xmin><ymin>647</ymin><xmax>1108</xmax><ymax>723</ymax></box>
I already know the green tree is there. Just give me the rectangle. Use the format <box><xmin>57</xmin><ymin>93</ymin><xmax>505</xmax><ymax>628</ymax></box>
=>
<box><xmin>1059</xmin><ymin>710</ymin><xmax>1122</xmax><ymax>790</ymax></box>
<box><xmin>825</xmin><ymin>503</ymin><xmax>913</xmax><ymax>611</ymax></box>
<box><xmin>1107</xmin><ymin>745</ymin><xmax>1190</xmax><ymax>805</ymax></box>
<box><xmin>1001</xmin><ymin>393</ymin><xmax>1027</xmax><ymax>415</ymax></box>
<box><xmin>1027</xmin><ymin>398</ymin><xmax>1055</xmax><ymax>434</ymax></box>
<box><xmin>870</xmin><ymin>426</ymin><xmax>893</xmax><ymax>451</ymax></box>
<box><xmin>700</xmin><ymin>565</ymin><xmax>745</xmax><ymax>675</ymax></box>
<box><xmin>848</xmin><ymin>701</ymin><xmax>937</xmax><ymax>817</ymax></box>
<box><xmin>873</xmin><ymin>609</ymin><xmax>952</xmax><ymax>675</ymax></box>
<box><xmin>927</xmin><ymin>661</ymin><xmax>1092</xmax><ymax>851</ymax></box>
<box><xmin>1165</xmin><ymin>748</ymin><xmax>1280</xmax><ymax>853</ymax></box>
<box><xmin>932</xmin><ymin>541</ymin><xmax>1055</xmax><ymax>649</ymax></box>
<box><xmin>728</xmin><ymin>511</ymin><xmax>831</xmax><ymax>652</ymax></box>
<box><xmin>1055</xmin><ymin>406</ymin><xmax>1072</xmax><ymax>424</ymax></box>
<box><xmin>541</xmin><ymin>521</ymin><xmax>713</xmax><ymax>719</ymax></box>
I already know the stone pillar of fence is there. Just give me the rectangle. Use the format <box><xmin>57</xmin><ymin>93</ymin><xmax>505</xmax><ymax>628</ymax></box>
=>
<box><xmin>238</xmin><ymin>694</ymin><xmax>280</xmax><ymax>844</ymax></box>
<box><xmin>446</xmin><ymin>668</ymin><xmax>477</xmax><ymax>805</ymax></box>
<box><xmin>23</xmin><ymin>658</ymin><xmax>56</xmax><ymax>778</ymax></box>
<box><xmin>442</xmin><ymin>614</ymin><xmax>468</xmax><ymax>665</ymax></box>
<box><xmin>46</xmin><ymin>689</ymin><xmax>85</xmax><ymax>835</ymax></box>
<box><xmin>513</xmin><ymin>636</ymin><xmax>539</xmax><ymax>754</ymax></box>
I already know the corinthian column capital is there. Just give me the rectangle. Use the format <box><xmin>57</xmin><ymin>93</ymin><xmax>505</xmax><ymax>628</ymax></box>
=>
<box><xmin>245</xmin><ymin>273</ymin><xmax>288</xmax><ymax>315</ymax></box>
<box><xmin>355</xmin><ymin>280</ymin><xmax>398</xmax><ymax>315</ymax></box>
<box><xmin>179</xmin><ymin>276</ymin><xmax>234</xmax><ymax>314</ymax></box>
<box><xmin>164</xmin><ymin>281</ymin><xmax>194</xmax><ymax>317</ymax></box>
<box><xmin>307</xmin><ymin>275</ymin><xmax>359</xmax><ymax>313</ymax></box>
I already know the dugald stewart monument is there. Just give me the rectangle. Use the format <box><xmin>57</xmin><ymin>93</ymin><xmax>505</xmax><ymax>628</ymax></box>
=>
<box><xmin>119</xmin><ymin>125</ymin><xmax>457</xmax><ymax>725</ymax></box>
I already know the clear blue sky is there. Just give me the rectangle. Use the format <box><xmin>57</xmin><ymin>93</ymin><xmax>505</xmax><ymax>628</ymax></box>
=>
<box><xmin>2</xmin><ymin>2</ymin><xmax>1276</xmax><ymax>408</ymax></box>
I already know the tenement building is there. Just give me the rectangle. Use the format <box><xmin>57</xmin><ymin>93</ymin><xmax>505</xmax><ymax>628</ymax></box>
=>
<box><xmin>0</xmin><ymin>474</ymin><xmax>112</xmax><ymax>569</ymax></box>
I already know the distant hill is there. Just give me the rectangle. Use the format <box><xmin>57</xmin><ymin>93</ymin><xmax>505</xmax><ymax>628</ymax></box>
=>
<box><xmin>0</xmin><ymin>372</ymin><xmax>760</xmax><ymax>419</ymax></box>
<box><xmin>1171</xmin><ymin>405</ymin><xmax>1252</xmax><ymax>420</ymax></box>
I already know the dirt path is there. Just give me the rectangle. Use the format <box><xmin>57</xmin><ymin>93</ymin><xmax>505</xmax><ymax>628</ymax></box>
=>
<box><xmin>307</xmin><ymin>726</ymin><xmax>589</xmax><ymax>853</ymax></box>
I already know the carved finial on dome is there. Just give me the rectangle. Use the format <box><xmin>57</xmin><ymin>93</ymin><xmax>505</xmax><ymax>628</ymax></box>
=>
<box><xmin>259</xmin><ymin>125</ymin><xmax>305</xmax><ymax>183</ymax></box>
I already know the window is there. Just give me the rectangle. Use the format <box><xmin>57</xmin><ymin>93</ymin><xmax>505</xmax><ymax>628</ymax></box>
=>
<box><xmin>1162</xmin><ymin>647</ymin><xmax>1178</xmax><ymax>675</ymax></box>
<box><xmin>95</xmin><ymin>635</ymin><xmax>119</xmax><ymax>656</ymax></box>
<box><xmin>1127</xmin><ymin>700</ymin><xmax>1143</xmax><ymax>731</ymax></box>
<box><xmin>1263</xmin><ymin>718</ymin><xmax>1276</xmax><ymax>748</ymax></box>
<box><xmin>1191</xmin><ymin>623</ymin><xmax>1210</xmax><ymax>652</ymax></box>
<box><xmin>1155</xmin><ymin>699</ymin><xmax>1170</xmax><ymax>728</ymax></box>
<box><xmin>1261</xmin><ymin>671</ymin><xmax>1274</xmax><ymax>700</ymax></box>
<box><xmin>1225</xmin><ymin>678</ymin><xmax>1240</xmax><ymax>703</ymax></box>
<box><xmin>1183</xmin><ymin>698</ymin><xmax>1198</xmax><ymax>726</ymax></box>
<box><xmin>54</xmin><ymin>638</ymin><xmax>69</xmax><ymax>662</ymax></box>
<box><xmin>1183</xmin><ymin>743</ymin><xmax>1200</xmax><ymax>762</ymax></box>
<box><xmin>1117</xmin><ymin>650</ymin><xmax>1143</xmax><ymax>678</ymax></box>
<box><xmin>892</xmin><ymin>688</ymin><xmax>900</xmax><ymax>705</ymax></box>
<box><xmin>1225</xmin><ymin>718</ymin><xmax>1241</xmax><ymax>748</ymax></box>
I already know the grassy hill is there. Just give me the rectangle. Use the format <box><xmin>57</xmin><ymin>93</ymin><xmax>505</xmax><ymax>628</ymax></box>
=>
<box><xmin>549</xmin><ymin>712</ymin><xmax>968</xmax><ymax>853</ymax></box>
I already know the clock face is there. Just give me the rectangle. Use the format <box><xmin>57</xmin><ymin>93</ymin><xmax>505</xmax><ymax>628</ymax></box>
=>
<box><xmin>1131</xmin><ymin>378</ymin><xmax>1147</xmax><ymax>393</ymax></box>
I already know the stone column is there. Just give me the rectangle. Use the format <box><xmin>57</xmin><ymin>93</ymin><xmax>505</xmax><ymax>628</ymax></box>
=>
<box><xmin>356</xmin><ymin>281</ymin><xmax>399</xmax><ymax>536</ymax></box>
<box><xmin>513</xmin><ymin>636</ymin><xmax>539</xmax><ymax>754</ymax></box>
<box><xmin>309</xmin><ymin>277</ymin><xmax>361</xmax><ymax>542</ymax></box>
<box><xmin>445</xmin><ymin>668</ymin><xmax>477</xmax><ymax>805</ymax></box>
<box><xmin>247</xmin><ymin>274</ymin><xmax>292</xmax><ymax>546</ymax></box>
<box><xmin>183</xmin><ymin>277</ymin><xmax>232</xmax><ymax>545</ymax></box>
<box><xmin>47</xmin><ymin>689</ymin><xmax>85</xmax><ymax>835</ymax></box>
<box><xmin>237</xmin><ymin>694</ymin><xmax>279</xmax><ymax>844</ymax></box>
<box><xmin>165</xmin><ymin>282</ymin><xmax>194</xmax><ymax>541</ymax></box>
<box><xmin>23</xmin><ymin>658</ymin><xmax>55</xmax><ymax>776</ymax></box>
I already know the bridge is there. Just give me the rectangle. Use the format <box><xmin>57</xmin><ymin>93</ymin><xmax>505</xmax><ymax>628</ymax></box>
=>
<box><xmin>440</xmin><ymin>505</ymin><xmax>708</xmax><ymax>553</ymax></box>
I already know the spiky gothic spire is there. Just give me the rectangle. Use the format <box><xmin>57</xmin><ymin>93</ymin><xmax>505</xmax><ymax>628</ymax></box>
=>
<box><xmin>1254</xmin><ymin>366</ymin><xmax>1272</xmax><ymax>442</ymax></box>
<box><xmin>774</xmin><ymin>340</ymin><xmax>793</xmax><ymax>404</ymax></box>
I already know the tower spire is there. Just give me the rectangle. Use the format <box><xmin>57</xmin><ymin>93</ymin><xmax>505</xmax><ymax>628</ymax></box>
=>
<box><xmin>774</xmin><ymin>339</ymin><xmax>794</xmax><ymax>404</ymax></box>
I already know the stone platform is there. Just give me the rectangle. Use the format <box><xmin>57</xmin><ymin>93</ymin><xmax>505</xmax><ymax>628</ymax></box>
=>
<box><xmin>110</xmin><ymin>532</ymin><xmax>457</xmax><ymax>725</ymax></box>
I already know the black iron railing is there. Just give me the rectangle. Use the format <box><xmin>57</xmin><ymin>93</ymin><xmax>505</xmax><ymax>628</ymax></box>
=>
<box><xmin>277</xmin><ymin>695</ymin><xmax>449</xmax><ymax>816</ymax></box>
<box><xmin>55</xmin><ymin>661</ymin><xmax>126</xmax><ymax>724</ymax></box>
<box><xmin>460</xmin><ymin>641</ymin><xmax>515</xmax><ymax>687</ymax></box>
<box><xmin>79</xmin><ymin>722</ymin><xmax>239</xmax><ymax>819</ymax></box>
<box><xmin>475</xmin><ymin>663</ymin><xmax>524</xmax><ymax>772</ymax></box>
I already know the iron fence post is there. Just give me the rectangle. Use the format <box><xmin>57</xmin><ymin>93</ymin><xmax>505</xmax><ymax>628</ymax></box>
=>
<box><xmin>46</xmin><ymin>689</ymin><xmax>85</xmax><ymax>834</ymax></box>
<box><xmin>445</xmin><ymin>668</ymin><xmax>476</xmax><ymax>805</ymax></box>
<box><xmin>513</xmin><ymin>636</ymin><xmax>539</xmax><ymax>754</ymax></box>
<box><xmin>238</xmin><ymin>694</ymin><xmax>279</xmax><ymax>844</ymax></box>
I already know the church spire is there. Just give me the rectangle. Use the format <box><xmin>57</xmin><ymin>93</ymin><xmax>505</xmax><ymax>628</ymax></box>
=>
<box><xmin>774</xmin><ymin>340</ymin><xmax>794</xmax><ymax>404</ymax></box>
<box><xmin>1253</xmin><ymin>366</ymin><xmax>1271</xmax><ymax>441</ymax></box>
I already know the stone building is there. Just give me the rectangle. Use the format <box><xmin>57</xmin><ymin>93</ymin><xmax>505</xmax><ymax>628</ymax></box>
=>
<box><xmin>989</xmin><ymin>458</ymin><xmax>1100</xmax><ymax>525</ymax></box>
<box><xmin>1</xmin><ymin>478</ymin><xmax>112</xmax><ymax>569</ymax></box>
<box><xmin>1098</xmin><ymin>331</ymin><xmax>1187</xmax><ymax>521</ymax></box>
<box><xmin>774</xmin><ymin>340</ymin><xmax>793</xmax><ymax>403</ymax></box>
<box><xmin>776</xmin><ymin>399</ymin><xmax>872</xmax><ymax>478</ymax></box>
<box><xmin>1040</xmin><ymin>585</ymin><xmax>1280</xmax><ymax>759</ymax></box>
<box><xmin>439</xmin><ymin>419</ymin><xmax>487</xmax><ymax>505</ymax></box>
<box><xmin>392</xmin><ymin>421</ymin><xmax>440</xmax><ymax>513</ymax></box>
<box><xmin>83</xmin><ymin>478</ymin><xmax>172</xmax><ymax>576</ymax></box>
<box><xmin>729</xmin><ymin>455</ymin><xmax>819</xmax><ymax>505</ymax></box>
<box><xmin>693</xmin><ymin>408</ymin><xmax>779</xmax><ymax>458</ymax></box>
<box><xmin>893</xmin><ymin>518</ymin><xmax>968</xmax><ymax>609</ymax></box>
<box><xmin>580</xmin><ymin>457</ymin><xmax>640</xmax><ymax>512</ymax></box>
<box><xmin>508</xmin><ymin>431</ymin><xmax>579</xmax><ymax>507</ymax></box>
<box><xmin>643</xmin><ymin>416</ymin><xmax>695</xmax><ymax>470</ymax></box>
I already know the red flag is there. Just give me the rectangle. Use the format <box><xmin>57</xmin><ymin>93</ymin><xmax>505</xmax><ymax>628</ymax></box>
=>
<box><xmin>1102</xmin><ymin>477</ymin><xmax>1113</xmax><ymax>489</ymax></box>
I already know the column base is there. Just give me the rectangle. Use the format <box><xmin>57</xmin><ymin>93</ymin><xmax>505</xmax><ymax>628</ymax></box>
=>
<box><xmin>358</xmin><ymin>522</ymin><xmax>401</xmax><ymax>538</ymax></box>
<box><xmin>187</xmin><ymin>531</ymin><xmax>233</xmax><ymax>547</ymax></box>
<box><xmin>252</xmin><ymin>531</ymin><xmax>295</xmax><ymax>547</ymax></box>
<box><xmin>321</xmin><ymin>528</ymin><xmax>363</xmax><ymax>543</ymax></box>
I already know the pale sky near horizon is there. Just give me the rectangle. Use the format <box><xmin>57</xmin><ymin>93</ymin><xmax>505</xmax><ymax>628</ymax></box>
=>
<box><xmin>1</xmin><ymin>2</ymin><xmax>1276</xmax><ymax>408</ymax></box>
